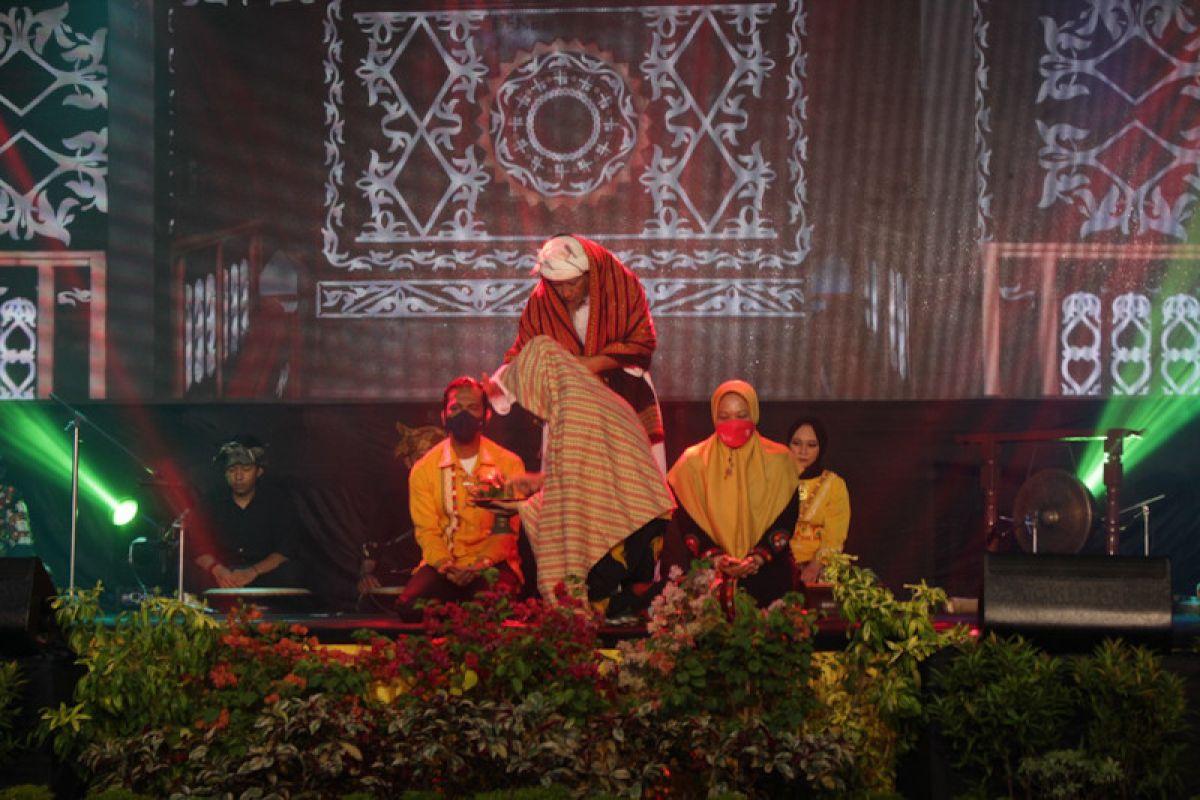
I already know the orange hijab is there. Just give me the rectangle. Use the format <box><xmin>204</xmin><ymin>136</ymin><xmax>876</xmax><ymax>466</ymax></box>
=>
<box><xmin>667</xmin><ymin>381</ymin><xmax>797</xmax><ymax>558</ymax></box>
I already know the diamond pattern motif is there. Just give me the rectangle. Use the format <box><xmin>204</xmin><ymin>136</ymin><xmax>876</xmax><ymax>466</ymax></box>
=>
<box><xmin>0</xmin><ymin>4</ymin><xmax>107</xmax><ymax>245</ymax></box>
<box><xmin>1036</xmin><ymin>0</ymin><xmax>1200</xmax><ymax>239</ymax></box>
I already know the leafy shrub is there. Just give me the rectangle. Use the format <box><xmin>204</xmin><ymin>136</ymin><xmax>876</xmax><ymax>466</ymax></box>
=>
<box><xmin>927</xmin><ymin>634</ymin><xmax>1075</xmax><ymax>797</ymax></box>
<box><xmin>817</xmin><ymin>552</ymin><xmax>969</xmax><ymax>793</ymax></box>
<box><xmin>40</xmin><ymin>587</ymin><xmax>221</xmax><ymax>759</ymax></box>
<box><xmin>1072</xmin><ymin>640</ymin><xmax>1187</xmax><ymax>798</ymax></box>
<box><xmin>86</xmin><ymin>789</ymin><xmax>154</xmax><ymax>800</ymax></box>
<box><xmin>472</xmin><ymin>787</ymin><xmax>574</xmax><ymax>799</ymax></box>
<box><xmin>617</xmin><ymin>564</ymin><xmax>819</xmax><ymax>730</ymax></box>
<box><xmin>0</xmin><ymin>659</ymin><xmax>26</xmax><ymax>766</ymax></box>
<box><xmin>357</xmin><ymin>582</ymin><xmax>615</xmax><ymax>719</ymax></box>
<box><xmin>43</xmin><ymin>588</ymin><xmax>372</xmax><ymax>784</ymax></box>
<box><xmin>76</xmin><ymin>690</ymin><xmax>853</xmax><ymax>798</ymax></box>
<box><xmin>0</xmin><ymin>787</ymin><xmax>53</xmax><ymax>800</ymax></box>
<box><xmin>928</xmin><ymin>635</ymin><xmax>1189</xmax><ymax>799</ymax></box>
<box><xmin>1016</xmin><ymin>749</ymin><xmax>1121</xmax><ymax>800</ymax></box>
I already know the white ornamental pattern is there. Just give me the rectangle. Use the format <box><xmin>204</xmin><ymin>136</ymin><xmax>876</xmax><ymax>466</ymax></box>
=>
<box><xmin>489</xmin><ymin>49</ymin><xmax>640</xmax><ymax>199</ymax></box>
<box><xmin>319</xmin><ymin>0</ymin><xmax>810</xmax><ymax>317</ymax></box>
<box><xmin>1055</xmin><ymin>288</ymin><xmax>1200</xmax><ymax>396</ymax></box>
<box><xmin>350</xmin><ymin>10</ymin><xmax>489</xmax><ymax>245</ymax></box>
<box><xmin>1161</xmin><ymin>293</ymin><xmax>1200</xmax><ymax>394</ymax></box>
<box><xmin>637</xmin><ymin>4</ymin><xmax>781</xmax><ymax>240</ymax></box>
<box><xmin>0</xmin><ymin>4</ymin><xmax>107</xmax><ymax>245</ymax></box>
<box><xmin>1036</xmin><ymin>1</ymin><xmax>1200</xmax><ymax>239</ymax></box>
<box><xmin>973</xmin><ymin>0</ymin><xmax>994</xmax><ymax>243</ymax></box>
<box><xmin>1061</xmin><ymin>292</ymin><xmax>1103</xmax><ymax>395</ymax></box>
<box><xmin>0</xmin><ymin>297</ymin><xmax>36</xmax><ymax>399</ymax></box>
<box><xmin>1110</xmin><ymin>292</ymin><xmax>1152</xmax><ymax>395</ymax></box>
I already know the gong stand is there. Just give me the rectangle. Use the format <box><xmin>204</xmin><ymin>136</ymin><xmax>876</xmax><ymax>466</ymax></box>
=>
<box><xmin>956</xmin><ymin>428</ymin><xmax>1142</xmax><ymax>556</ymax></box>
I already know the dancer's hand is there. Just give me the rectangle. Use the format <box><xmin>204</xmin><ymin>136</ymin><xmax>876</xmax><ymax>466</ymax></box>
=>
<box><xmin>506</xmin><ymin>472</ymin><xmax>544</xmax><ymax>497</ymax></box>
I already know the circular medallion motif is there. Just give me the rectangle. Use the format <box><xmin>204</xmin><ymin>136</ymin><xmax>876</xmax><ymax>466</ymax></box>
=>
<box><xmin>486</xmin><ymin>46</ymin><xmax>642</xmax><ymax>203</ymax></box>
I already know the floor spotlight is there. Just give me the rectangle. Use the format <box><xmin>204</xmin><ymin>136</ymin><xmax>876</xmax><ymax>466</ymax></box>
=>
<box><xmin>112</xmin><ymin>498</ymin><xmax>139</xmax><ymax>527</ymax></box>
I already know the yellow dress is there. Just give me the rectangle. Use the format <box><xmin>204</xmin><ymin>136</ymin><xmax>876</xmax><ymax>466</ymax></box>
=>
<box><xmin>790</xmin><ymin>470</ymin><xmax>850</xmax><ymax>564</ymax></box>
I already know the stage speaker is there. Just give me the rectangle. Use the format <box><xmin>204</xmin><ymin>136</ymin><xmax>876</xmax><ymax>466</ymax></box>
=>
<box><xmin>0</xmin><ymin>557</ymin><xmax>57</xmax><ymax>655</ymax></box>
<box><xmin>982</xmin><ymin>552</ymin><xmax>1172</xmax><ymax>651</ymax></box>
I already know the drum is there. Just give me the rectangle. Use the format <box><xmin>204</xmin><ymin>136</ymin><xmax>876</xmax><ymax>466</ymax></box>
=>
<box><xmin>204</xmin><ymin>586</ymin><xmax>313</xmax><ymax>613</ymax></box>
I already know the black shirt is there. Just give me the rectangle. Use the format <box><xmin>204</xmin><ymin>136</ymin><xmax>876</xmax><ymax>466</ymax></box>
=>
<box><xmin>194</xmin><ymin>484</ymin><xmax>300</xmax><ymax>568</ymax></box>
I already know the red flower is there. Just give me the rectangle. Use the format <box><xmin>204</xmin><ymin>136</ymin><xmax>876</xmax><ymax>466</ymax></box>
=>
<box><xmin>281</xmin><ymin>673</ymin><xmax>307</xmax><ymax>690</ymax></box>
<box><xmin>264</xmin><ymin>692</ymin><xmax>281</xmax><ymax>705</ymax></box>
<box><xmin>208</xmin><ymin>663</ymin><xmax>238</xmax><ymax>689</ymax></box>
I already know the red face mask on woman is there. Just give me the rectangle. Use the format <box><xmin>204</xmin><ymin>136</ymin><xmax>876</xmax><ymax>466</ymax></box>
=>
<box><xmin>715</xmin><ymin>419</ymin><xmax>755</xmax><ymax>449</ymax></box>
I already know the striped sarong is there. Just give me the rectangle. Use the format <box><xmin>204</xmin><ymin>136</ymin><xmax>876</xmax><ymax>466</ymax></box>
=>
<box><xmin>500</xmin><ymin>336</ymin><xmax>674</xmax><ymax>600</ymax></box>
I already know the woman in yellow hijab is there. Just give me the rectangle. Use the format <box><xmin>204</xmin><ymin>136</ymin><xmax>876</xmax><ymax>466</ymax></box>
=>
<box><xmin>663</xmin><ymin>380</ymin><xmax>799</xmax><ymax>606</ymax></box>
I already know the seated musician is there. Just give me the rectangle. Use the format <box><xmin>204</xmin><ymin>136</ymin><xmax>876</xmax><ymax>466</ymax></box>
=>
<box><xmin>784</xmin><ymin>416</ymin><xmax>851</xmax><ymax>585</ymax></box>
<box><xmin>395</xmin><ymin>377</ymin><xmax>525</xmax><ymax>620</ymax></box>
<box><xmin>192</xmin><ymin>436</ymin><xmax>306</xmax><ymax>591</ymax></box>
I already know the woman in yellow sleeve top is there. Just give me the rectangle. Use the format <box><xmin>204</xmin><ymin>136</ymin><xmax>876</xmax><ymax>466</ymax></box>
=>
<box><xmin>786</xmin><ymin>417</ymin><xmax>850</xmax><ymax>585</ymax></box>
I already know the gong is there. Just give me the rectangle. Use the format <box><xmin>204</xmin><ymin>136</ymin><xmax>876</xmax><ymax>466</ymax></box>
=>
<box><xmin>1012</xmin><ymin>468</ymin><xmax>1094</xmax><ymax>554</ymax></box>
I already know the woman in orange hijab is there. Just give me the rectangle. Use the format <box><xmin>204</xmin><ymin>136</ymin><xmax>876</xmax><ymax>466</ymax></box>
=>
<box><xmin>662</xmin><ymin>380</ymin><xmax>799</xmax><ymax>606</ymax></box>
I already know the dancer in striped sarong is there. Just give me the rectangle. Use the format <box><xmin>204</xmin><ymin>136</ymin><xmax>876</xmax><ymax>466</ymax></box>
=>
<box><xmin>489</xmin><ymin>336</ymin><xmax>674</xmax><ymax>614</ymax></box>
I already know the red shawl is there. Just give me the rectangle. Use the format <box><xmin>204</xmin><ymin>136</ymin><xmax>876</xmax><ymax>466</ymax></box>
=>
<box><xmin>504</xmin><ymin>235</ymin><xmax>656</xmax><ymax>370</ymax></box>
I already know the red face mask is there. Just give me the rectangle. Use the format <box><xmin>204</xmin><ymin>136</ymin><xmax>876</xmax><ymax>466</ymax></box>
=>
<box><xmin>715</xmin><ymin>419</ymin><xmax>755</xmax><ymax>449</ymax></box>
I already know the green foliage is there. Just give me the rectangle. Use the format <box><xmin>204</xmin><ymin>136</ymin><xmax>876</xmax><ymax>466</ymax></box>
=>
<box><xmin>43</xmin><ymin>587</ymin><xmax>375</xmax><ymax>789</ymax></box>
<box><xmin>817</xmin><ymin>552</ymin><xmax>969</xmax><ymax>792</ymax></box>
<box><xmin>927</xmin><ymin>633</ymin><xmax>1075</xmax><ymax>796</ymax></box>
<box><xmin>1016</xmin><ymin>749</ymin><xmax>1121</xmax><ymax>800</ymax></box>
<box><xmin>0</xmin><ymin>658</ymin><xmax>27</xmax><ymax>765</ymax></box>
<box><xmin>86</xmin><ymin>789</ymin><xmax>154</xmax><ymax>800</ymax></box>
<box><xmin>40</xmin><ymin>587</ymin><xmax>222</xmax><ymax>759</ymax></box>
<box><xmin>929</xmin><ymin>635</ymin><xmax>1191</xmax><ymax>800</ymax></box>
<box><xmin>472</xmin><ymin>787</ymin><xmax>573</xmax><ymax>799</ymax></box>
<box><xmin>361</xmin><ymin>583</ymin><xmax>614</xmax><ymax>719</ymax></box>
<box><xmin>1072</xmin><ymin>639</ymin><xmax>1187</xmax><ymax>798</ymax></box>
<box><xmin>20</xmin><ymin>571</ymin><xmax>1190</xmax><ymax>799</ymax></box>
<box><xmin>76</xmin><ymin>691</ymin><xmax>853</xmax><ymax>798</ymax></box>
<box><xmin>618</xmin><ymin>563</ymin><xmax>819</xmax><ymax>730</ymax></box>
<box><xmin>0</xmin><ymin>786</ymin><xmax>54</xmax><ymax>800</ymax></box>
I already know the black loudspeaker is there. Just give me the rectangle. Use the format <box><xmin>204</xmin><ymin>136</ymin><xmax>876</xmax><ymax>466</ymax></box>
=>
<box><xmin>982</xmin><ymin>552</ymin><xmax>1172</xmax><ymax>651</ymax></box>
<box><xmin>0</xmin><ymin>557</ymin><xmax>57</xmax><ymax>655</ymax></box>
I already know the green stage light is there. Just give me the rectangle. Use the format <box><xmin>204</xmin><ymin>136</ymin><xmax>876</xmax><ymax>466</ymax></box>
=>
<box><xmin>0</xmin><ymin>403</ymin><xmax>126</xmax><ymax>519</ymax></box>
<box><xmin>1076</xmin><ymin>395</ymin><xmax>1197</xmax><ymax>496</ymax></box>
<box><xmin>1075</xmin><ymin>216</ymin><xmax>1200</xmax><ymax>495</ymax></box>
<box><xmin>112</xmin><ymin>498</ymin><xmax>139</xmax><ymax>527</ymax></box>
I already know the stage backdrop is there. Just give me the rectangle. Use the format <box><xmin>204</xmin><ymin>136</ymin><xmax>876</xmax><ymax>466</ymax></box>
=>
<box><xmin>2</xmin><ymin>0</ymin><xmax>1198</xmax><ymax>402</ymax></box>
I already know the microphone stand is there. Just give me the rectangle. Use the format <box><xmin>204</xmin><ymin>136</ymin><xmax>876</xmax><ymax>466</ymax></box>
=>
<box><xmin>50</xmin><ymin>393</ymin><xmax>159</xmax><ymax>596</ymax></box>
<box><xmin>172</xmin><ymin>509</ymin><xmax>191</xmax><ymax>600</ymax></box>
<box><xmin>1118</xmin><ymin>494</ymin><xmax>1166</xmax><ymax>557</ymax></box>
<box><xmin>68</xmin><ymin>412</ymin><xmax>81</xmax><ymax>595</ymax></box>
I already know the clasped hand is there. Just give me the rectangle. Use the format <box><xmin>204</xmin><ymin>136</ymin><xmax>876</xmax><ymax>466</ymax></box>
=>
<box><xmin>715</xmin><ymin>553</ymin><xmax>764</xmax><ymax>579</ymax></box>
<box><xmin>212</xmin><ymin>564</ymin><xmax>257</xmax><ymax>589</ymax></box>
<box><xmin>438</xmin><ymin>560</ymin><xmax>490</xmax><ymax>587</ymax></box>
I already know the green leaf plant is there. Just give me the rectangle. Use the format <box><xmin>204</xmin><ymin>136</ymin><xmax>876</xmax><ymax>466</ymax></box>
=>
<box><xmin>815</xmin><ymin>551</ymin><xmax>971</xmax><ymax>794</ymax></box>
<box><xmin>928</xmin><ymin>634</ymin><xmax>1189</xmax><ymax>799</ymax></box>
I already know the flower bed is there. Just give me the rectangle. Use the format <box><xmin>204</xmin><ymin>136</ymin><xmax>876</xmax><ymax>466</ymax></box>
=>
<box><xmin>0</xmin><ymin>555</ymin><xmax>1189</xmax><ymax>799</ymax></box>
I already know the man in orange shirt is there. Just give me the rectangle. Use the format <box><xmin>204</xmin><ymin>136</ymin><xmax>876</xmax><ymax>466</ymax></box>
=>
<box><xmin>395</xmin><ymin>377</ymin><xmax>525</xmax><ymax>619</ymax></box>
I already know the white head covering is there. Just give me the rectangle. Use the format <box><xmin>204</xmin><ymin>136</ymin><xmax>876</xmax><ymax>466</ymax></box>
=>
<box><xmin>532</xmin><ymin>235</ymin><xmax>590</xmax><ymax>280</ymax></box>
